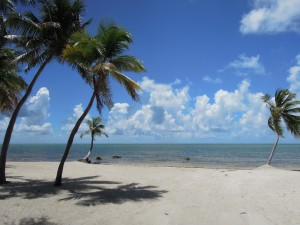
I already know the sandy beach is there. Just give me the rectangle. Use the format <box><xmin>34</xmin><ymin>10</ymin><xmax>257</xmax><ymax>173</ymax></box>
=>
<box><xmin>1</xmin><ymin>162</ymin><xmax>300</xmax><ymax>225</ymax></box>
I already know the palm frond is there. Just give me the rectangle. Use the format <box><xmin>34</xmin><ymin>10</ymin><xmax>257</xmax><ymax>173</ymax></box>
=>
<box><xmin>108</xmin><ymin>68</ymin><xmax>141</xmax><ymax>101</ymax></box>
<box><xmin>93</xmin><ymin>74</ymin><xmax>114</xmax><ymax>112</ymax></box>
<box><xmin>0</xmin><ymin>47</ymin><xmax>27</xmax><ymax>112</ymax></box>
<box><xmin>110</xmin><ymin>55</ymin><xmax>146</xmax><ymax>73</ymax></box>
<box><xmin>283</xmin><ymin>114</ymin><xmax>300</xmax><ymax>137</ymax></box>
<box><xmin>6</xmin><ymin>12</ymin><xmax>41</xmax><ymax>36</ymax></box>
<box><xmin>24</xmin><ymin>49</ymin><xmax>51</xmax><ymax>71</ymax></box>
<box><xmin>275</xmin><ymin>89</ymin><xmax>289</xmax><ymax>107</ymax></box>
<box><xmin>97</xmin><ymin>24</ymin><xmax>132</xmax><ymax>59</ymax></box>
<box><xmin>80</xmin><ymin>130</ymin><xmax>90</xmax><ymax>138</ymax></box>
<box><xmin>0</xmin><ymin>0</ymin><xmax>15</xmax><ymax>16</ymax></box>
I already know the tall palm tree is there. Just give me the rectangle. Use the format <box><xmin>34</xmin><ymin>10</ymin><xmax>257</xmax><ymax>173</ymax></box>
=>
<box><xmin>80</xmin><ymin>117</ymin><xmax>108</xmax><ymax>162</ymax></box>
<box><xmin>0</xmin><ymin>0</ymin><xmax>91</xmax><ymax>184</ymax></box>
<box><xmin>262</xmin><ymin>89</ymin><xmax>300</xmax><ymax>165</ymax></box>
<box><xmin>54</xmin><ymin>23</ymin><xmax>145</xmax><ymax>186</ymax></box>
<box><xmin>0</xmin><ymin>48</ymin><xmax>27</xmax><ymax>112</ymax></box>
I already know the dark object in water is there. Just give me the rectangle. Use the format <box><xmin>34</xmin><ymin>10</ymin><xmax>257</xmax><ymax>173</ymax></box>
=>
<box><xmin>78</xmin><ymin>158</ymin><xmax>91</xmax><ymax>163</ymax></box>
<box><xmin>112</xmin><ymin>155</ymin><xmax>122</xmax><ymax>159</ymax></box>
<box><xmin>185</xmin><ymin>157</ymin><xmax>190</xmax><ymax>161</ymax></box>
<box><xmin>96</xmin><ymin>156</ymin><xmax>102</xmax><ymax>160</ymax></box>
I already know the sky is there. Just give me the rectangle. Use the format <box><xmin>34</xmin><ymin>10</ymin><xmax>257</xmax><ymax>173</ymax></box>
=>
<box><xmin>1</xmin><ymin>0</ymin><xmax>300</xmax><ymax>144</ymax></box>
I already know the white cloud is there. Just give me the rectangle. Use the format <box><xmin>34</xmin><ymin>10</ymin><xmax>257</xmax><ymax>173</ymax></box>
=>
<box><xmin>16</xmin><ymin>87</ymin><xmax>52</xmax><ymax>135</ymax></box>
<box><xmin>287</xmin><ymin>54</ymin><xmax>300</xmax><ymax>95</ymax></box>
<box><xmin>240</xmin><ymin>0</ymin><xmax>300</xmax><ymax>34</ymax></box>
<box><xmin>106</xmin><ymin>77</ymin><xmax>270</xmax><ymax>142</ymax></box>
<box><xmin>19</xmin><ymin>87</ymin><xmax>50</xmax><ymax>125</ymax></box>
<box><xmin>61</xmin><ymin>103</ymin><xmax>91</xmax><ymax>134</ymax></box>
<box><xmin>227</xmin><ymin>54</ymin><xmax>266</xmax><ymax>76</ymax></box>
<box><xmin>0</xmin><ymin>116</ymin><xmax>10</xmax><ymax>132</ymax></box>
<box><xmin>203</xmin><ymin>76</ymin><xmax>222</xmax><ymax>84</ymax></box>
<box><xmin>139</xmin><ymin>77</ymin><xmax>190</xmax><ymax>111</ymax></box>
<box><xmin>0</xmin><ymin>87</ymin><xmax>53</xmax><ymax>142</ymax></box>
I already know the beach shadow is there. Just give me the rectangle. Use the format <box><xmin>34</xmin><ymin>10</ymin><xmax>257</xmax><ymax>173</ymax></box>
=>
<box><xmin>59</xmin><ymin>182</ymin><xmax>168</xmax><ymax>206</ymax></box>
<box><xmin>0</xmin><ymin>176</ymin><xmax>167</xmax><ymax>205</ymax></box>
<box><xmin>4</xmin><ymin>217</ymin><xmax>58</xmax><ymax>225</ymax></box>
<box><xmin>0</xmin><ymin>176</ymin><xmax>119</xmax><ymax>200</ymax></box>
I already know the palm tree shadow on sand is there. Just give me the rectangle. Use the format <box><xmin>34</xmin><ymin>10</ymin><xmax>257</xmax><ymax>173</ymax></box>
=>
<box><xmin>0</xmin><ymin>175</ymin><xmax>167</xmax><ymax>206</ymax></box>
<box><xmin>5</xmin><ymin>217</ymin><xmax>58</xmax><ymax>225</ymax></box>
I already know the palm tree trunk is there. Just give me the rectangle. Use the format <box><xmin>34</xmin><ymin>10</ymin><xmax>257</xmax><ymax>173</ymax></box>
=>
<box><xmin>0</xmin><ymin>57</ymin><xmax>51</xmax><ymax>184</ymax></box>
<box><xmin>82</xmin><ymin>136</ymin><xmax>94</xmax><ymax>161</ymax></box>
<box><xmin>54</xmin><ymin>91</ymin><xmax>96</xmax><ymax>186</ymax></box>
<box><xmin>267</xmin><ymin>134</ymin><xmax>280</xmax><ymax>165</ymax></box>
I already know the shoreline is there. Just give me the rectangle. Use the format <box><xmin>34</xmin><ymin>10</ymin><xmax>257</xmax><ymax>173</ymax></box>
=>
<box><xmin>1</xmin><ymin>161</ymin><xmax>300</xmax><ymax>225</ymax></box>
<box><xmin>6</xmin><ymin>143</ymin><xmax>300</xmax><ymax>171</ymax></box>
<box><xmin>6</xmin><ymin>159</ymin><xmax>300</xmax><ymax>171</ymax></box>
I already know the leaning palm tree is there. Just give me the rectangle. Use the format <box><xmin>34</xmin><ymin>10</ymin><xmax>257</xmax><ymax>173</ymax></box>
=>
<box><xmin>262</xmin><ymin>89</ymin><xmax>300</xmax><ymax>165</ymax></box>
<box><xmin>54</xmin><ymin>23</ymin><xmax>145</xmax><ymax>186</ymax></box>
<box><xmin>80</xmin><ymin>117</ymin><xmax>108</xmax><ymax>162</ymax></box>
<box><xmin>0</xmin><ymin>0</ymin><xmax>91</xmax><ymax>184</ymax></box>
<box><xmin>0</xmin><ymin>48</ymin><xmax>27</xmax><ymax>112</ymax></box>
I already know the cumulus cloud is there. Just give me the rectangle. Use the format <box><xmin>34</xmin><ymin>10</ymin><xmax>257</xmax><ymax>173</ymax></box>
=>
<box><xmin>106</xmin><ymin>77</ymin><xmax>269</xmax><ymax>142</ymax></box>
<box><xmin>0</xmin><ymin>87</ymin><xmax>53</xmax><ymax>141</ymax></box>
<box><xmin>226</xmin><ymin>54</ymin><xmax>266</xmax><ymax>76</ymax></box>
<box><xmin>203</xmin><ymin>76</ymin><xmax>222</xmax><ymax>84</ymax></box>
<box><xmin>16</xmin><ymin>87</ymin><xmax>53</xmax><ymax>135</ymax></box>
<box><xmin>240</xmin><ymin>0</ymin><xmax>300</xmax><ymax>34</ymax></box>
<box><xmin>139</xmin><ymin>77</ymin><xmax>190</xmax><ymax>111</ymax></box>
<box><xmin>287</xmin><ymin>54</ymin><xmax>300</xmax><ymax>95</ymax></box>
<box><xmin>61</xmin><ymin>103</ymin><xmax>91</xmax><ymax>134</ymax></box>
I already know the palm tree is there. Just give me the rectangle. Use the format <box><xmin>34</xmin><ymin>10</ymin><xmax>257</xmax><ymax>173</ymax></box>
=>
<box><xmin>0</xmin><ymin>48</ymin><xmax>27</xmax><ymax>112</ymax></box>
<box><xmin>80</xmin><ymin>117</ymin><xmax>108</xmax><ymax>162</ymax></box>
<box><xmin>262</xmin><ymin>89</ymin><xmax>300</xmax><ymax>165</ymax></box>
<box><xmin>0</xmin><ymin>0</ymin><xmax>91</xmax><ymax>184</ymax></box>
<box><xmin>54</xmin><ymin>23</ymin><xmax>145</xmax><ymax>186</ymax></box>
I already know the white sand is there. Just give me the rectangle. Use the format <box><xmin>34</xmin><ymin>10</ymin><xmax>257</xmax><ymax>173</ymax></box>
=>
<box><xmin>1</xmin><ymin>162</ymin><xmax>300</xmax><ymax>225</ymax></box>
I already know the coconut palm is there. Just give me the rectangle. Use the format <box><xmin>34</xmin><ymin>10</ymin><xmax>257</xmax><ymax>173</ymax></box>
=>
<box><xmin>0</xmin><ymin>0</ymin><xmax>91</xmax><ymax>184</ymax></box>
<box><xmin>0</xmin><ymin>48</ymin><xmax>27</xmax><ymax>112</ymax></box>
<box><xmin>54</xmin><ymin>23</ymin><xmax>145</xmax><ymax>186</ymax></box>
<box><xmin>80</xmin><ymin>117</ymin><xmax>108</xmax><ymax>162</ymax></box>
<box><xmin>262</xmin><ymin>89</ymin><xmax>300</xmax><ymax>165</ymax></box>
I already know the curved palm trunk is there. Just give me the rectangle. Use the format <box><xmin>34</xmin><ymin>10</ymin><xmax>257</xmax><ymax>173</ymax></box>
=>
<box><xmin>54</xmin><ymin>91</ymin><xmax>96</xmax><ymax>186</ymax></box>
<box><xmin>82</xmin><ymin>135</ymin><xmax>94</xmax><ymax>161</ymax></box>
<box><xmin>267</xmin><ymin>134</ymin><xmax>280</xmax><ymax>165</ymax></box>
<box><xmin>0</xmin><ymin>57</ymin><xmax>51</xmax><ymax>184</ymax></box>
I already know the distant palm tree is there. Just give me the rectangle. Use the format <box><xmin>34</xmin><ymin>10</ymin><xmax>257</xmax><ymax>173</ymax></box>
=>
<box><xmin>0</xmin><ymin>0</ymin><xmax>91</xmax><ymax>184</ymax></box>
<box><xmin>80</xmin><ymin>117</ymin><xmax>108</xmax><ymax>162</ymax></box>
<box><xmin>262</xmin><ymin>89</ymin><xmax>300</xmax><ymax>165</ymax></box>
<box><xmin>0</xmin><ymin>48</ymin><xmax>27</xmax><ymax>112</ymax></box>
<box><xmin>54</xmin><ymin>22</ymin><xmax>145</xmax><ymax>186</ymax></box>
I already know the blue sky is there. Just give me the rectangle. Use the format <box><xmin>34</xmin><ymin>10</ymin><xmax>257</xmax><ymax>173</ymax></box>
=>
<box><xmin>1</xmin><ymin>0</ymin><xmax>300</xmax><ymax>143</ymax></box>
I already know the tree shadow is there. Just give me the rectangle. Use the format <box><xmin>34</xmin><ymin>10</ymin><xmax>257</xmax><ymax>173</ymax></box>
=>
<box><xmin>60</xmin><ymin>182</ymin><xmax>168</xmax><ymax>206</ymax></box>
<box><xmin>4</xmin><ymin>217</ymin><xmax>58</xmax><ymax>225</ymax></box>
<box><xmin>0</xmin><ymin>176</ymin><xmax>167</xmax><ymax>206</ymax></box>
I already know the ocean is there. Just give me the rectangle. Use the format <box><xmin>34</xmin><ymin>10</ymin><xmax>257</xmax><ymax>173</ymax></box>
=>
<box><xmin>5</xmin><ymin>144</ymin><xmax>300</xmax><ymax>169</ymax></box>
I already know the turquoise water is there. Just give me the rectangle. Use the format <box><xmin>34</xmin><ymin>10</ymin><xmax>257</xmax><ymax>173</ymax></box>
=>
<box><xmin>5</xmin><ymin>144</ymin><xmax>300</xmax><ymax>169</ymax></box>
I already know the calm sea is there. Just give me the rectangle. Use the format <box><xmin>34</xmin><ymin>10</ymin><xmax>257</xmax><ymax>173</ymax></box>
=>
<box><xmin>5</xmin><ymin>144</ymin><xmax>300</xmax><ymax>169</ymax></box>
